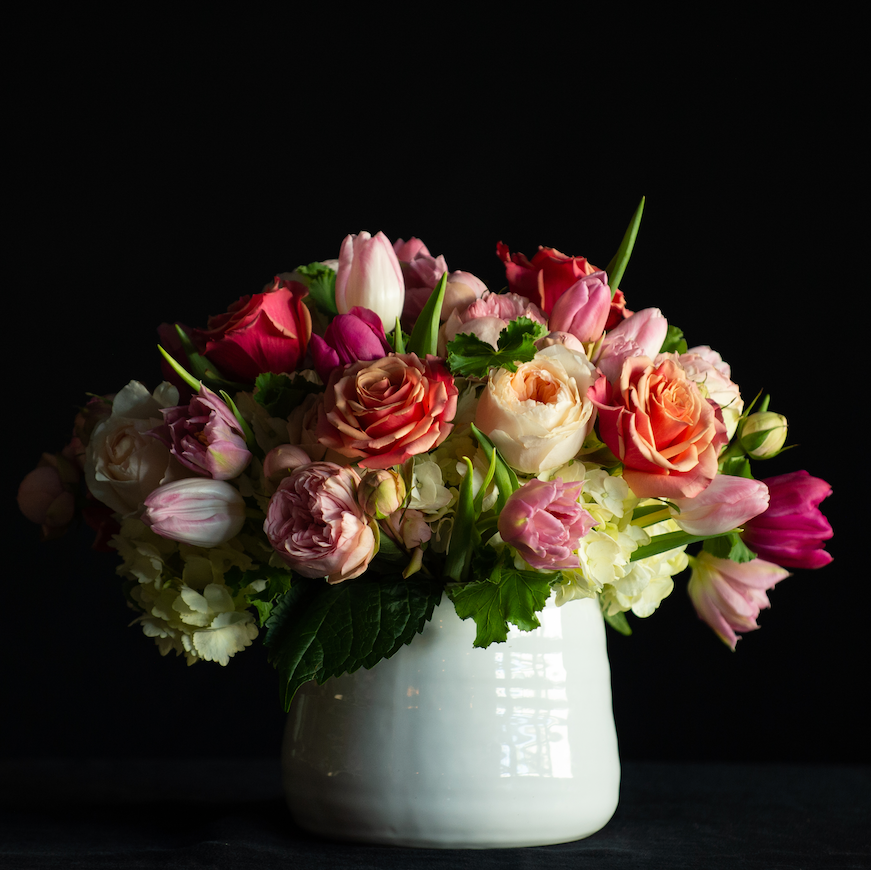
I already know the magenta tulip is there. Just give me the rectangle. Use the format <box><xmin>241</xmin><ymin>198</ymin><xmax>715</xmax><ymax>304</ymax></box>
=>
<box><xmin>308</xmin><ymin>306</ymin><xmax>392</xmax><ymax>382</ymax></box>
<box><xmin>740</xmin><ymin>471</ymin><xmax>833</xmax><ymax>569</ymax></box>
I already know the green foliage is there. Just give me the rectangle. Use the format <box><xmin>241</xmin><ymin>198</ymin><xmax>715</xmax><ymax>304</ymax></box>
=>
<box><xmin>602</xmin><ymin>608</ymin><xmax>633</xmax><ymax>636</ymax></box>
<box><xmin>446</xmin><ymin>317</ymin><xmax>547</xmax><ymax>379</ymax></box>
<box><xmin>296</xmin><ymin>262</ymin><xmax>338</xmax><ymax>316</ymax></box>
<box><xmin>238</xmin><ymin>565</ymin><xmax>294</xmax><ymax>626</ymax></box>
<box><xmin>659</xmin><ymin>324</ymin><xmax>687</xmax><ymax>355</ymax></box>
<box><xmin>264</xmin><ymin>575</ymin><xmax>443</xmax><ymax>710</ymax></box>
<box><xmin>447</xmin><ymin>551</ymin><xmax>554</xmax><ymax>648</ymax></box>
<box><xmin>407</xmin><ymin>272</ymin><xmax>447</xmax><ymax>358</ymax></box>
<box><xmin>253</xmin><ymin>372</ymin><xmax>323</xmax><ymax>419</ymax></box>
<box><xmin>604</xmin><ymin>196</ymin><xmax>645</xmax><ymax>297</ymax></box>
<box><xmin>703</xmin><ymin>532</ymin><xmax>757</xmax><ymax>563</ymax></box>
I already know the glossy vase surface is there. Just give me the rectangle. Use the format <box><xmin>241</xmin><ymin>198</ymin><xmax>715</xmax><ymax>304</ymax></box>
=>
<box><xmin>281</xmin><ymin>594</ymin><xmax>620</xmax><ymax>849</ymax></box>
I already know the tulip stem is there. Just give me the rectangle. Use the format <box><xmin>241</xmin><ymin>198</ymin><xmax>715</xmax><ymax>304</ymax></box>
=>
<box><xmin>631</xmin><ymin>507</ymin><xmax>671</xmax><ymax>528</ymax></box>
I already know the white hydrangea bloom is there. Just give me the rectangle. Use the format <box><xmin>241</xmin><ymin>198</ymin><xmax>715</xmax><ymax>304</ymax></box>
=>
<box><xmin>407</xmin><ymin>456</ymin><xmax>453</xmax><ymax>515</ymax></box>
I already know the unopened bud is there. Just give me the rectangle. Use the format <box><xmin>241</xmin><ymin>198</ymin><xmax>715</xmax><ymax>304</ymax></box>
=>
<box><xmin>358</xmin><ymin>468</ymin><xmax>407</xmax><ymax>519</ymax></box>
<box><xmin>740</xmin><ymin>411</ymin><xmax>788</xmax><ymax>459</ymax></box>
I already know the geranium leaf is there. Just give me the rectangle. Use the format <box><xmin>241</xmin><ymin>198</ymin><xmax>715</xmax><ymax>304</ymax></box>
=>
<box><xmin>446</xmin><ymin>317</ymin><xmax>546</xmax><ymax>379</ymax></box>
<box><xmin>447</xmin><ymin>558</ymin><xmax>553</xmax><ymax>648</ymax></box>
<box><xmin>295</xmin><ymin>262</ymin><xmax>338</xmax><ymax>316</ymax></box>
<box><xmin>264</xmin><ymin>576</ymin><xmax>442</xmax><ymax>711</ymax></box>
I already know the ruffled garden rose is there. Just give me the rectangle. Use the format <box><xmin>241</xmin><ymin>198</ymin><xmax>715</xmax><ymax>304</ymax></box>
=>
<box><xmin>590</xmin><ymin>356</ymin><xmax>728</xmax><ymax>499</ymax></box>
<box><xmin>192</xmin><ymin>276</ymin><xmax>311</xmax><ymax>384</ymax></box>
<box><xmin>670</xmin><ymin>346</ymin><xmax>743</xmax><ymax>440</ymax></box>
<box><xmin>475</xmin><ymin>344</ymin><xmax>598</xmax><ymax>475</ymax></box>
<box><xmin>497</xmin><ymin>242</ymin><xmax>597</xmax><ymax>314</ymax></box>
<box><xmin>85</xmin><ymin>381</ymin><xmax>188</xmax><ymax>517</ymax></box>
<box><xmin>316</xmin><ymin>353</ymin><xmax>458</xmax><ymax>470</ymax></box>
<box><xmin>264</xmin><ymin>462</ymin><xmax>376</xmax><ymax>584</ymax></box>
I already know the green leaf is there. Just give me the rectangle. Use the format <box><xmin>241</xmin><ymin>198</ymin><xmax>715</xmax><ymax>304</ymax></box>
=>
<box><xmin>407</xmin><ymin>272</ymin><xmax>447</xmax><ymax>358</ymax></box>
<box><xmin>659</xmin><ymin>324</ymin><xmax>687</xmax><ymax>355</ymax></box>
<box><xmin>253</xmin><ymin>372</ymin><xmax>323</xmax><ymax>419</ymax></box>
<box><xmin>390</xmin><ymin>317</ymin><xmax>407</xmax><ymax>354</ymax></box>
<box><xmin>470</xmin><ymin>423</ymin><xmax>519</xmax><ymax>513</ymax></box>
<box><xmin>295</xmin><ymin>262</ymin><xmax>338</xmax><ymax>316</ymax></box>
<box><xmin>443</xmin><ymin>457</ymin><xmax>477</xmax><ymax>582</ymax></box>
<box><xmin>602</xmin><ymin>608</ymin><xmax>633</xmax><ymax>636</ymax></box>
<box><xmin>630</xmin><ymin>529</ymin><xmax>733</xmax><ymax>562</ymax></box>
<box><xmin>446</xmin><ymin>317</ymin><xmax>547</xmax><ymax>379</ymax></box>
<box><xmin>447</xmin><ymin>557</ymin><xmax>553</xmax><ymax>648</ymax></box>
<box><xmin>264</xmin><ymin>576</ymin><xmax>442</xmax><ymax>710</ymax></box>
<box><xmin>703</xmin><ymin>532</ymin><xmax>757</xmax><ymax>563</ymax></box>
<box><xmin>241</xmin><ymin>566</ymin><xmax>294</xmax><ymax>626</ymax></box>
<box><xmin>604</xmin><ymin>196</ymin><xmax>645</xmax><ymax>298</ymax></box>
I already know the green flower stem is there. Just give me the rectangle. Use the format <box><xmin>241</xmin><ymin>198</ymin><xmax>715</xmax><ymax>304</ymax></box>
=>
<box><xmin>630</xmin><ymin>507</ymin><xmax>671</xmax><ymax>528</ymax></box>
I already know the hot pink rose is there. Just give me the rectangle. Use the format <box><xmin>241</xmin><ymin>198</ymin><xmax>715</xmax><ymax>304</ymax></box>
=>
<box><xmin>264</xmin><ymin>462</ymin><xmax>376</xmax><ymax>584</ymax></box>
<box><xmin>496</xmin><ymin>242</ymin><xmax>598</xmax><ymax>314</ymax></box>
<box><xmin>192</xmin><ymin>276</ymin><xmax>311</xmax><ymax>384</ymax></box>
<box><xmin>317</xmin><ymin>353</ymin><xmax>458</xmax><ymax>470</ymax></box>
<box><xmin>590</xmin><ymin>356</ymin><xmax>728</xmax><ymax>499</ymax></box>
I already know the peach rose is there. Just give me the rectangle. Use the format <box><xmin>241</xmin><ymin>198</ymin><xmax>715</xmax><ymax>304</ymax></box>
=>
<box><xmin>589</xmin><ymin>356</ymin><xmax>728</xmax><ymax>499</ymax></box>
<box><xmin>316</xmin><ymin>353</ymin><xmax>458</xmax><ymax>470</ymax></box>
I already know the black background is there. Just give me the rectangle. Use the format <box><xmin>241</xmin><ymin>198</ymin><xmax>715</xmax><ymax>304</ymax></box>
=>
<box><xmin>5</xmin><ymin>15</ymin><xmax>863</xmax><ymax>769</ymax></box>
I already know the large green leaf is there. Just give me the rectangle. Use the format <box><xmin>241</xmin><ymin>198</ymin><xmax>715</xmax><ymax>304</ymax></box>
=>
<box><xmin>446</xmin><ymin>317</ymin><xmax>546</xmax><ymax>379</ymax></box>
<box><xmin>447</xmin><ymin>557</ymin><xmax>553</xmax><ymax>648</ymax></box>
<box><xmin>264</xmin><ymin>576</ymin><xmax>443</xmax><ymax>710</ymax></box>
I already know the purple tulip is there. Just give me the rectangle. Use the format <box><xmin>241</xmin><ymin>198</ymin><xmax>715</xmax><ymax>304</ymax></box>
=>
<box><xmin>143</xmin><ymin>478</ymin><xmax>247</xmax><ymax>548</ymax></box>
<box><xmin>740</xmin><ymin>471</ymin><xmax>833</xmax><ymax>569</ymax></box>
<box><xmin>309</xmin><ymin>306</ymin><xmax>392</xmax><ymax>382</ymax></box>
<box><xmin>668</xmin><ymin>475</ymin><xmax>770</xmax><ymax>536</ymax></box>
<box><xmin>157</xmin><ymin>386</ymin><xmax>252</xmax><ymax>480</ymax></box>
<box><xmin>548</xmin><ymin>271</ymin><xmax>612</xmax><ymax>343</ymax></box>
<box><xmin>498</xmin><ymin>478</ymin><xmax>594</xmax><ymax>571</ymax></box>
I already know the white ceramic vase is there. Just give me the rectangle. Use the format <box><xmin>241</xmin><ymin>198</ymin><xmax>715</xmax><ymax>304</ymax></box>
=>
<box><xmin>281</xmin><ymin>594</ymin><xmax>620</xmax><ymax>849</ymax></box>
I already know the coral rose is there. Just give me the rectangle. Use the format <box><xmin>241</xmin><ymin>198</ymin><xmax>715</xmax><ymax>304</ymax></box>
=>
<box><xmin>316</xmin><ymin>353</ymin><xmax>458</xmax><ymax>470</ymax></box>
<box><xmin>590</xmin><ymin>356</ymin><xmax>727</xmax><ymax>499</ymax></box>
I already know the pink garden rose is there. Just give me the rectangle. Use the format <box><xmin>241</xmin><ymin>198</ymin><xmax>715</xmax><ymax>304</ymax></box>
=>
<box><xmin>192</xmin><ymin>277</ymin><xmax>311</xmax><ymax>384</ymax></box>
<box><xmin>497</xmin><ymin>242</ymin><xmax>598</xmax><ymax>314</ymax></box>
<box><xmin>316</xmin><ymin>353</ymin><xmax>458</xmax><ymax>470</ymax></box>
<box><xmin>441</xmin><ymin>291</ymin><xmax>547</xmax><ymax>352</ymax></box>
<box><xmin>687</xmin><ymin>551</ymin><xmax>791</xmax><ymax>650</ymax></box>
<box><xmin>741</xmin><ymin>471</ymin><xmax>833</xmax><ymax>569</ymax></box>
<box><xmin>590</xmin><ymin>356</ymin><xmax>728</xmax><ymax>499</ymax></box>
<box><xmin>498</xmin><ymin>478</ymin><xmax>595</xmax><ymax>571</ymax></box>
<box><xmin>264</xmin><ymin>462</ymin><xmax>376</xmax><ymax>584</ymax></box>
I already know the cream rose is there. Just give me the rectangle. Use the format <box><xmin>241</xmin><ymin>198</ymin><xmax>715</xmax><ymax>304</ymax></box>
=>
<box><xmin>85</xmin><ymin>381</ymin><xmax>187</xmax><ymax>517</ymax></box>
<box><xmin>474</xmin><ymin>344</ymin><xmax>598</xmax><ymax>474</ymax></box>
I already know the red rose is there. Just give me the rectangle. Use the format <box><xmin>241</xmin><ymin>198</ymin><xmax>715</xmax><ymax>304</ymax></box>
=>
<box><xmin>193</xmin><ymin>277</ymin><xmax>311</xmax><ymax>383</ymax></box>
<box><xmin>496</xmin><ymin>242</ymin><xmax>597</xmax><ymax>314</ymax></box>
<box><xmin>316</xmin><ymin>353</ymin><xmax>458</xmax><ymax>470</ymax></box>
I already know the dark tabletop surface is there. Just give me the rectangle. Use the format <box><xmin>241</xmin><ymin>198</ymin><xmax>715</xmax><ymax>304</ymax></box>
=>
<box><xmin>2</xmin><ymin>758</ymin><xmax>868</xmax><ymax>869</ymax></box>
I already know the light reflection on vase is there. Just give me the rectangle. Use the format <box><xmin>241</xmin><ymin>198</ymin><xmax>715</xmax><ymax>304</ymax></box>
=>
<box><xmin>282</xmin><ymin>595</ymin><xmax>620</xmax><ymax>849</ymax></box>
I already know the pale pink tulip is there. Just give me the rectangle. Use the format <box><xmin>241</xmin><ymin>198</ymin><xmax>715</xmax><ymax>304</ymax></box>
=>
<box><xmin>594</xmin><ymin>308</ymin><xmax>668</xmax><ymax>382</ymax></box>
<box><xmin>143</xmin><ymin>478</ymin><xmax>246</xmax><ymax>548</ymax></box>
<box><xmin>669</xmin><ymin>475</ymin><xmax>770</xmax><ymax>536</ymax></box>
<box><xmin>687</xmin><ymin>551</ymin><xmax>791</xmax><ymax>649</ymax></box>
<box><xmin>336</xmin><ymin>231</ymin><xmax>405</xmax><ymax>328</ymax></box>
<box><xmin>548</xmin><ymin>271</ymin><xmax>611</xmax><ymax>343</ymax></box>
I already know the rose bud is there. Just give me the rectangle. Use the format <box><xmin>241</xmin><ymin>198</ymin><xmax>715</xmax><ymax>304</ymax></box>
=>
<box><xmin>740</xmin><ymin>411</ymin><xmax>788</xmax><ymax>459</ymax></box>
<box><xmin>263</xmin><ymin>444</ymin><xmax>313</xmax><ymax>489</ymax></box>
<box><xmin>357</xmin><ymin>468</ymin><xmax>407</xmax><ymax>519</ymax></box>
<box><xmin>143</xmin><ymin>478</ymin><xmax>247</xmax><ymax>548</ymax></box>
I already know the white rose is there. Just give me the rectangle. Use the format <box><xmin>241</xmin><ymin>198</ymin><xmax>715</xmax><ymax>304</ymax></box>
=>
<box><xmin>85</xmin><ymin>380</ymin><xmax>185</xmax><ymax>517</ymax></box>
<box><xmin>474</xmin><ymin>344</ymin><xmax>598</xmax><ymax>474</ymax></box>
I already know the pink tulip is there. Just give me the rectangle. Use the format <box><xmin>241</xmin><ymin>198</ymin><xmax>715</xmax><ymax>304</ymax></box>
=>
<box><xmin>335</xmin><ymin>231</ymin><xmax>405</xmax><ymax>328</ymax></box>
<box><xmin>669</xmin><ymin>475</ymin><xmax>770</xmax><ymax>536</ymax></box>
<box><xmin>157</xmin><ymin>386</ymin><xmax>252</xmax><ymax>480</ymax></box>
<box><xmin>687</xmin><ymin>551</ymin><xmax>791</xmax><ymax>649</ymax></box>
<box><xmin>498</xmin><ymin>478</ymin><xmax>595</xmax><ymax>571</ymax></box>
<box><xmin>594</xmin><ymin>308</ymin><xmax>668</xmax><ymax>382</ymax></box>
<box><xmin>741</xmin><ymin>471</ymin><xmax>833</xmax><ymax>569</ymax></box>
<box><xmin>308</xmin><ymin>306</ymin><xmax>392</xmax><ymax>382</ymax></box>
<box><xmin>548</xmin><ymin>271</ymin><xmax>612</xmax><ymax>343</ymax></box>
<box><xmin>143</xmin><ymin>478</ymin><xmax>247</xmax><ymax>548</ymax></box>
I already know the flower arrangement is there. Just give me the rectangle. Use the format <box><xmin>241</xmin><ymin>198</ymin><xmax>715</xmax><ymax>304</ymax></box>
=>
<box><xmin>18</xmin><ymin>200</ymin><xmax>833</xmax><ymax>710</ymax></box>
